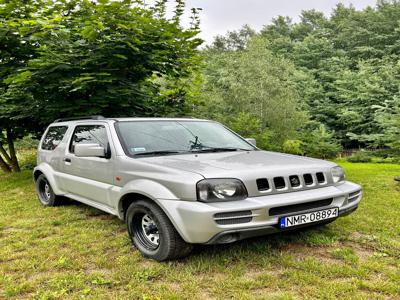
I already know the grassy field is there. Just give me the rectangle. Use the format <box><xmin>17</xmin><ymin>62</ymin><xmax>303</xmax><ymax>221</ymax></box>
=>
<box><xmin>1</xmin><ymin>160</ymin><xmax>400</xmax><ymax>299</ymax></box>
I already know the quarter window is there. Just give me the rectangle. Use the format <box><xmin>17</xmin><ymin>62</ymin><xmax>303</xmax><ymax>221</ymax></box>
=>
<box><xmin>69</xmin><ymin>125</ymin><xmax>108</xmax><ymax>153</ymax></box>
<box><xmin>41</xmin><ymin>126</ymin><xmax>68</xmax><ymax>151</ymax></box>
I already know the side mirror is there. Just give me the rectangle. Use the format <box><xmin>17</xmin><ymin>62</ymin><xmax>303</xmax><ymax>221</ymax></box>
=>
<box><xmin>75</xmin><ymin>143</ymin><xmax>106</xmax><ymax>158</ymax></box>
<box><xmin>245</xmin><ymin>138</ymin><xmax>257</xmax><ymax>146</ymax></box>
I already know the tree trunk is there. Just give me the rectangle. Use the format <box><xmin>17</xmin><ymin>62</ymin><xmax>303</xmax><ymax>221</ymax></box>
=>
<box><xmin>0</xmin><ymin>144</ymin><xmax>12</xmax><ymax>164</ymax></box>
<box><xmin>6</xmin><ymin>128</ymin><xmax>20</xmax><ymax>172</ymax></box>
<box><xmin>0</xmin><ymin>154</ymin><xmax>11</xmax><ymax>173</ymax></box>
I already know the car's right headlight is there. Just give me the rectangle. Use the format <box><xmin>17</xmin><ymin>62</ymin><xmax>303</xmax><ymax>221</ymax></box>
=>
<box><xmin>196</xmin><ymin>179</ymin><xmax>248</xmax><ymax>203</ymax></box>
<box><xmin>331</xmin><ymin>166</ymin><xmax>346</xmax><ymax>183</ymax></box>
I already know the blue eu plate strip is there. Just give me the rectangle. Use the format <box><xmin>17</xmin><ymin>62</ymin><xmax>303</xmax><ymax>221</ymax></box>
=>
<box><xmin>280</xmin><ymin>218</ymin><xmax>286</xmax><ymax>229</ymax></box>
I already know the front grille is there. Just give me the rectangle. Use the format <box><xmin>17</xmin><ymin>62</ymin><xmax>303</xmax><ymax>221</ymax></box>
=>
<box><xmin>256</xmin><ymin>171</ymin><xmax>328</xmax><ymax>192</ymax></box>
<box><xmin>316</xmin><ymin>172</ymin><xmax>325</xmax><ymax>183</ymax></box>
<box><xmin>303</xmin><ymin>174</ymin><xmax>314</xmax><ymax>185</ymax></box>
<box><xmin>289</xmin><ymin>175</ymin><xmax>301</xmax><ymax>187</ymax></box>
<box><xmin>214</xmin><ymin>210</ymin><xmax>253</xmax><ymax>225</ymax></box>
<box><xmin>274</xmin><ymin>177</ymin><xmax>286</xmax><ymax>189</ymax></box>
<box><xmin>256</xmin><ymin>178</ymin><xmax>270</xmax><ymax>191</ymax></box>
<box><xmin>269</xmin><ymin>198</ymin><xmax>333</xmax><ymax>216</ymax></box>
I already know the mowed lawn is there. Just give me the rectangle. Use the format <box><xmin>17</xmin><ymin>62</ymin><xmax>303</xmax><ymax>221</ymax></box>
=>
<box><xmin>1</xmin><ymin>162</ymin><xmax>399</xmax><ymax>299</ymax></box>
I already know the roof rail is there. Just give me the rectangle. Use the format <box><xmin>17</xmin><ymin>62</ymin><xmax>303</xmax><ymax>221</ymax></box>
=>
<box><xmin>53</xmin><ymin>115</ymin><xmax>106</xmax><ymax>123</ymax></box>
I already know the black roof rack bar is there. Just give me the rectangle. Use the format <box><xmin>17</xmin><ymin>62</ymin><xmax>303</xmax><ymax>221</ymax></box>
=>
<box><xmin>54</xmin><ymin>115</ymin><xmax>105</xmax><ymax>123</ymax></box>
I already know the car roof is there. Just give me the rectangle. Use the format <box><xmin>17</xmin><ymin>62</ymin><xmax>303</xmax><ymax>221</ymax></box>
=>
<box><xmin>50</xmin><ymin>117</ymin><xmax>211</xmax><ymax>126</ymax></box>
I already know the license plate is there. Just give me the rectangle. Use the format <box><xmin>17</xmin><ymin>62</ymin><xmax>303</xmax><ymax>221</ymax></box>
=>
<box><xmin>279</xmin><ymin>207</ymin><xmax>339</xmax><ymax>229</ymax></box>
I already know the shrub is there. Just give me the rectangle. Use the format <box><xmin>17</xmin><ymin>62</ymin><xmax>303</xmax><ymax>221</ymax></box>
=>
<box><xmin>228</xmin><ymin>112</ymin><xmax>272</xmax><ymax>150</ymax></box>
<box><xmin>347</xmin><ymin>149</ymin><xmax>400</xmax><ymax>164</ymax></box>
<box><xmin>300</xmin><ymin>124</ymin><xmax>342</xmax><ymax>159</ymax></box>
<box><xmin>347</xmin><ymin>152</ymin><xmax>372</xmax><ymax>163</ymax></box>
<box><xmin>283</xmin><ymin>140</ymin><xmax>304</xmax><ymax>155</ymax></box>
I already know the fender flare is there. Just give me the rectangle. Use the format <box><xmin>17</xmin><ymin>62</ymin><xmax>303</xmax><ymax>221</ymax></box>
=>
<box><xmin>33</xmin><ymin>164</ymin><xmax>64</xmax><ymax>196</ymax></box>
<box><xmin>117</xmin><ymin>179</ymin><xmax>179</xmax><ymax>216</ymax></box>
<box><xmin>119</xmin><ymin>179</ymin><xmax>179</xmax><ymax>200</ymax></box>
<box><xmin>117</xmin><ymin>179</ymin><xmax>190</xmax><ymax>240</ymax></box>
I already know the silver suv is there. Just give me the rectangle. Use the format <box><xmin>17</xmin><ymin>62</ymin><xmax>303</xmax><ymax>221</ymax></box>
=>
<box><xmin>34</xmin><ymin>116</ymin><xmax>362</xmax><ymax>261</ymax></box>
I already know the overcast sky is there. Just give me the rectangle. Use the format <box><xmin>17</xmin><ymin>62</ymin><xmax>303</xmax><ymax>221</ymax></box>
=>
<box><xmin>179</xmin><ymin>0</ymin><xmax>378</xmax><ymax>44</ymax></box>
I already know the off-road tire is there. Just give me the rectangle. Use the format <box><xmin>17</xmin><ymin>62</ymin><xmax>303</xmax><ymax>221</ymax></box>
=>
<box><xmin>126</xmin><ymin>200</ymin><xmax>193</xmax><ymax>261</ymax></box>
<box><xmin>35</xmin><ymin>174</ymin><xmax>63</xmax><ymax>206</ymax></box>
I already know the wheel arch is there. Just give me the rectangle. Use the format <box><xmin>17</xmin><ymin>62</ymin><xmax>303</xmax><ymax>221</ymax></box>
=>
<box><xmin>33</xmin><ymin>169</ymin><xmax>43</xmax><ymax>181</ymax></box>
<box><xmin>118</xmin><ymin>192</ymin><xmax>153</xmax><ymax>220</ymax></box>
<box><xmin>33</xmin><ymin>164</ymin><xmax>64</xmax><ymax>195</ymax></box>
<box><xmin>117</xmin><ymin>192</ymin><xmax>189</xmax><ymax>243</ymax></box>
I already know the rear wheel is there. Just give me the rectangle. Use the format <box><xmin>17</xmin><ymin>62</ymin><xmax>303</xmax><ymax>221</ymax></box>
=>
<box><xmin>126</xmin><ymin>200</ymin><xmax>192</xmax><ymax>261</ymax></box>
<box><xmin>35</xmin><ymin>174</ymin><xmax>63</xmax><ymax>206</ymax></box>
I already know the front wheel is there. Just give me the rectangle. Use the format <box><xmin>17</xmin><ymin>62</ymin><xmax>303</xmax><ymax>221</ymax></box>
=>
<box><xmin>35</xmin><ymin>174</ymin><xmax>63</xmax><ymax>206</ymax></box>
<box><xmin>126</xmin><ymin>200</ymin><xmax>192</xmax><ymax>261</ymax></box>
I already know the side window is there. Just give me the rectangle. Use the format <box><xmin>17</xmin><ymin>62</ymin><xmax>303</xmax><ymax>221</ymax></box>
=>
<box><xmin>69</xmin><ymin>125</ymin><xmax>108</xmax><ymax>153</ymax></box>
<box><xmin>41</xmin><ymin>126</ymin><xmax>68</xmax><ymax>151</ymax></box>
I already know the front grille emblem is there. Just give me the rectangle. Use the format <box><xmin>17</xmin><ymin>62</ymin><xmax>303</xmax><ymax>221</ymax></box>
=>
<box><xmin>290</xmin><ymin>176</ymin><xmax>300</xmax><ymax>187</ymax></box>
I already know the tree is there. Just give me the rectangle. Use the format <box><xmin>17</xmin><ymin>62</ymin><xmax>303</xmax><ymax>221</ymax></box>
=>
<box><xmin>300</xmin><ymin>123</ymin><xmax>342</xmax><ymax>159</ymax></box>
<box><xmin>198</xmin><ymin>37</ymin><xmax>307</xmax><ymax>148</ymax></box>
<box><xmin>207</xmin><ymin>25</ymin><xmax>256</xmax><ymax>52</ymax></box>
<box><xmin>261</xmin><ymin>1</ymin><xmax>400</xmax><ymax>149</ymax></box>
<box><xmin>0</xmin><ymin>0</ymin><xmax>46</xmax><ymax>172</ymax></box>
<box><xmin>1</xmin><ymin>0</ymin><xmax>202</xmax><ymax>172</ymax></box>
<box><xmin>228</xmin><ymin>112</ymin><xmax>271</xmax><ymax>149</ymax></box>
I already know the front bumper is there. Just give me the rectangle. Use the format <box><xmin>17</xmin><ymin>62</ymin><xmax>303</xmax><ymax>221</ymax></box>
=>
<box><xmin>158</xmin><ymin>181</ymin><xmax>362</xmax><ymax>244</ymax></box>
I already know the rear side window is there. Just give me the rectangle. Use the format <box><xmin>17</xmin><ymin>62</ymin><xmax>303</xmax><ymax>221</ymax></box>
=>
<box><xmin>69</xmin><ymin>125</ymin><xmax>108</xmax><ymax>153</ymax></box>
<box><xmin>41</xmin><ymin>126</ymin><xmax>68</xmax><ymax>151</ymax></box>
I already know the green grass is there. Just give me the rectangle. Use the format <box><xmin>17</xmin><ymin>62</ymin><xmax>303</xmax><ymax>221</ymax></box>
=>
<box><xmin>1</xmin><ymin>162</ymin><xmax>399</xmax><ymax>299</ymax></box>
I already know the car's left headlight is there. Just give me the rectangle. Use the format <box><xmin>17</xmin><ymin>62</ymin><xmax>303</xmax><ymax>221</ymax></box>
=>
<box><xmin>331</xmin><ymin>166</ymin><xmax>346</xmax><ymax>183</ymax></box>
<box><xmin>196</xmin><ymin>179</ymin><xmax>248</xmax><ymax>202</ymax></box>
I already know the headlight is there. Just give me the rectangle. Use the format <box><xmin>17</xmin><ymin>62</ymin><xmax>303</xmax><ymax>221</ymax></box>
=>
<box><xmin>197</xmin><ymin>179</ymin><xmax>248</xmax><ymax>202</ymax></box>
<box><xmin>331</xmin><ymin>166</ymin><xmax>346</xmax><ymax>183</ymax></box>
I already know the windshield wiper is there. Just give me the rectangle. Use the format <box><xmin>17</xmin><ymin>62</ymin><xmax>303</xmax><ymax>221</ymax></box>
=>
<box><xmin>133</xmin><ymin>150</ymin><xmax>185</xmax><ymax>157</ymax></box>
<box><xmin>190</xmin><ymin>147</ymin><xmax>251</xmax><ymax>153</ymax></box>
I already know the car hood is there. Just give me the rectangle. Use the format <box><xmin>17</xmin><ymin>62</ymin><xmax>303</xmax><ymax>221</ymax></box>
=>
<box><xmin>140</xmin><ymin>150</ymin><xmax>336</xmax><ymax>179</ymax></box>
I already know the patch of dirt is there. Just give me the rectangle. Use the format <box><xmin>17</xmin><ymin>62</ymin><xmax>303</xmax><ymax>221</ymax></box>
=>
<box><xmin>349</xmin><ymin>231</ymin><xmax>378</xmax><ymax>242</ymax></box>
<box><xmin>1</xmin><ymin>226</ymin><xmax>23</xmax><ymax>233</ymax></box>
<box><xmin>252</xmin><ymin>288</ymin><xmax>299</xmax><ymax>299</ymax></box>
<box><xmin>169</xmin><ymin>282</ymin><xmax>182</xmax><ymax>293</ymax></box>
<box><xmin>137</xmin><ymin>259</ymin><xmax>158</xmax><ymax>270</ymax></box>
<box><xmin>243</xmin><ymin>267</ymin><xmax>285</xmax><ymax>280</ymax></box>
<box><xmin>281</xmin><ymin>240</ymin><xmax>377</xmax><ymax>264</ymax></box>
<box><xmin>85</xmin><ymin>268</ymin><xmax>112</xmax><ymax>276</ymax></box>
<box><xmin>282</xmin><ymin>243</ymin><xmax>343</xmax><ymax>264</ymax></box>
<box><xmin>199</xmin><ymin>289</ymin><xmax>216</xmax><ymax>300</ymax></box>
<box><xmin>342</xmin><ymin>241</ymin><xmax>375</xmax><ymax>260</ymax></box>
<box><xmin>88</xmin><ymin>214</ymin><xmax>115</xmax><ymax>220</ymax></box>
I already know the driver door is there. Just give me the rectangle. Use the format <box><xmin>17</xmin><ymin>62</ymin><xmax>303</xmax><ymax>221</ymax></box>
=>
<box><xmin>61</xmin><ymin>123</ymin><xmax>115</xmax><ymax>207</ymax></box>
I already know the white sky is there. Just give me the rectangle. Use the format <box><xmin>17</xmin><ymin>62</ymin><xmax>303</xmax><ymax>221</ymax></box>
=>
<box><xmin>178</xmin><ymin>0</ymin><xmax>378</xmax><ymax>44</ymax></box>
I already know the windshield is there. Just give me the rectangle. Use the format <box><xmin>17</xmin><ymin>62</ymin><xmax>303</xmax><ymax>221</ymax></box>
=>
<box><xmin>115</xmin><ymin>120</ymin><xmax>256</xmax><ymax>157</ymax></box>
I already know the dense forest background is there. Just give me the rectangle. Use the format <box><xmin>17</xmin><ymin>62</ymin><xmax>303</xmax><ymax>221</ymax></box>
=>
<box><xmin>1</xmin><ymin>0</ymin><xmax>399</xmax><ymax>172</ymax></box>
<box><xmin>196</xmin><ymin>1</ymin><xmax>400</xmax><ymax>158</ymax></box>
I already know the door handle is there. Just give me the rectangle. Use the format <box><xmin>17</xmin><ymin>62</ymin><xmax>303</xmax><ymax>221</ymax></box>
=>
<box><xmin>63</xmin><ymin>158</ymin><xmax>71</xmax><ymax>163</ymax></box>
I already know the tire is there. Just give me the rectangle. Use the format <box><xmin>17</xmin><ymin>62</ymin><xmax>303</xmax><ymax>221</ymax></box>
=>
<box><xmin>35</xmin><ymin>174</ymin><xmax>63</xmax><ymax>207</ymax></box>
<box><xmin>126</xmin><ymin>200</ymin><xmax>193</xmax><ymax>261</ymax></box>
